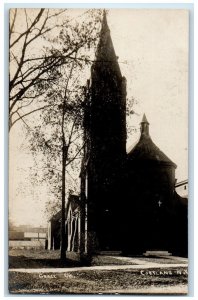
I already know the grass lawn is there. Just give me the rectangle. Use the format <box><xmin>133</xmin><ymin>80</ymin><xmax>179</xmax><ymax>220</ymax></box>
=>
<box><xmin>9</xmin><ymin>249</ymin><xmax>81</xmax><ymax>268</ymax></box>
<box><xmin>9</xmin><ymin>267</ymin><xmax>188</xmax><ymax>295</ymax></box>
<box><xmin>9</xmin><ymin>249</ymin><xmax>137</xmax><ymax>268</ymax></box>
<box><xmin>8</xmin><ymin>249</ymin><xmax>188</xmax><ymax>295</ymax></box>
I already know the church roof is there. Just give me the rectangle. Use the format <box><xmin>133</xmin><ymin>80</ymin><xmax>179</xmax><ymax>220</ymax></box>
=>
<box><xmin>141</xmin><ymin>113</ymin><xmax>149</xmax><ymax>124</ymax></box>
<box><xmin>49</xmin><ymin>195</ymin><xmax>80</xmax><ymax>222</ymax></box>
<box><xmin>50</xmin><ymin>210</ymin><xmax>61</xmax><ymax>222</ymax></box>
<box><xmin>66</xmin><ymin>194</ymin><xmax>81</xmax><ymax>212</ymax></box>
<box><xmin>128</xmin><ymin>114</ymin><xmax>177</xmax><ymax>168</ymax></box>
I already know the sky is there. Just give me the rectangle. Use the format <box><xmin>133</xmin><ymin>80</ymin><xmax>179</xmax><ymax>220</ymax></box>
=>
<box><xmin>9</xmin><ymin>8</ymin><xmax>189</xmax><ymax>227</ymax></box>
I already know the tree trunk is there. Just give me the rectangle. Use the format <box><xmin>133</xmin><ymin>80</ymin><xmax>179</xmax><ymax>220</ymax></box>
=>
<box><xmin>60</xmin><ymin>137</ymin><xmax>67</xmax><ymax>264</ymax></box>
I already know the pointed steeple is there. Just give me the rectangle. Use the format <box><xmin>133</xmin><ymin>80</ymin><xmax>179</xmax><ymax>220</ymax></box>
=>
<box><xmin>140</xmin><ymin>113</ymin><xmax>150</xmax><ymax>137</ymax></box>
<box><xmin>141</xmin><ymin>113</ymin><xmax>149</xmax><ymax>124</ymax></box>
<box><xmin>101</xmin><ymin>10</ymin><xmax>109</xmax><ymax>35</ymax></box>
<box><xmin>88</xmin><ymin>9</ymin><xmax>127</xmax><ymax>164</ymax></box>
<box><xmin>93</xmin><ymin>10</ymin><xmax>122</xmax><ymax>79</ymax></box>
<box><xmin>128</xmin><ymin>113</ymin><xmax>176</xmax><ymax>168</ymax></box>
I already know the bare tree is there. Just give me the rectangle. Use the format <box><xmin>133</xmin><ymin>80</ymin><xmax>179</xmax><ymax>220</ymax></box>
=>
<box><xmin>9</xmin><ymin>8</ymin><xmax>102</xmax><ymax>130</ymax></box>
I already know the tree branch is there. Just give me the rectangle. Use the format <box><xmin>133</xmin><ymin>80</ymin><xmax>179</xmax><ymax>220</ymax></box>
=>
<box><xmin>10</xmin><ymin>9</ymin><xmax>45</xmax><ymax>48</ymax></box>
<box><xmin>15</xmin><ymin>111</ymin><xmax>31</xmax><ymax>129</ymax></box>
<box><xmin>9</xmin><ymin>9</ymin><xmax>17</xmax><ymax>42</ymax></box>
<box><xmin>10</xmin><ymin>104</ymin><xmax>56</xmax><ymax>129</ymax></box>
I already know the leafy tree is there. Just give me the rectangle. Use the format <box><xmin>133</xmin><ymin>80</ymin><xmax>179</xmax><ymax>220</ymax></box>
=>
<box><xmin>20</xmin><ymin>9</ymin><xmax>102</xmax><ymax>263</ymax></box>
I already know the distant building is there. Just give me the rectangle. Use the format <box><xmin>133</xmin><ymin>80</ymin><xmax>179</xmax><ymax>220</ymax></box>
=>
<box><xmin>48</xmin><ymin>195</ymin><xmax>81</xmax><ymax>252</ymax></box>
<box><xmin>47</xmin><ymin>211</ymin><xmax>61</xmax><ymax>250</ymax></box>
<box><xmin>175</xmin><ymin>180</ymin><xmax>188</xmax><ymax>198</ymax></box>
<box><xmin>9</xmin><ymin>225</ymin><xmax>47</xmax><ymax>241</ymax></box>
<box><xmin>9</xmin><ymin>225</ymin><xmax>48</xmax><ymax>249</ymax></box>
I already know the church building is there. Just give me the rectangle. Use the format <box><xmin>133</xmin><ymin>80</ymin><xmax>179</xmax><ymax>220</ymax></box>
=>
<box><xmin>48</xmin><ymin>12</ymin><xmax>188</xmax><ymax>259</ymax></box>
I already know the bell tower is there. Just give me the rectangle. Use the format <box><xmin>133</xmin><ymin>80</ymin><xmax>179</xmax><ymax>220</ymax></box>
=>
<box><xmin>84</xmin><ymin>11</ymin><xmax>127</xmax><ymax>252</ymax></box>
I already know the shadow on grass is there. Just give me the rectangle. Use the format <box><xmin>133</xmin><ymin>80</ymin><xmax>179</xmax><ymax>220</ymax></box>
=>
<box><xmin>9</xmin><ymin>255</ymin><xmax>83</xmax><ymax>269</ymax></box>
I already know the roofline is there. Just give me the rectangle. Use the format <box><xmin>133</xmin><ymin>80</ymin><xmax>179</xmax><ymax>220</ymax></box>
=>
<box><xmin>128</xmin><ymin>157</ymin><xmax>177</xmax><ymax>168</ymax></box>
<box><xmin>175</xmin><ymin>180</ymin><xmax>188</xmax><ymax>187</ymax></box>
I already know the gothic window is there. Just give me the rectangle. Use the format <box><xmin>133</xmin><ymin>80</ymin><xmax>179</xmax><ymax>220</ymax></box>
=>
<box><xmin>68</xmin><ymin>209</ymin><xmax>72</xmax><ymax>236</ymax></box>
<box><xmin>68</xmin><ymin>218</ymin><xmax>70</xmax><ymax>236</ymax></box>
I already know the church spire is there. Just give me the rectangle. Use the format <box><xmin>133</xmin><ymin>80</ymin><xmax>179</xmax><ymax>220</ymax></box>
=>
<box><xmin>93</xmin><ymin>10</ymin><xmax>122</xmax><ymax>79</ymax></box>
<box><xmin>140</xmin><ymin>113</ymin><xmax>150</xmax><ymax>137</ymax></box>
<box><xmin>101</xmin><ymin>10</ymin><xmax>109</xmax><ymax>35</ymax></box>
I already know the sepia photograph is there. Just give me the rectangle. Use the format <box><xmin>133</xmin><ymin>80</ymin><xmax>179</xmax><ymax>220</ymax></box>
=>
<box><xmin>8</xmin><ymin>7</ymin><xmax>189</xmax><ymax>295</ymax></box>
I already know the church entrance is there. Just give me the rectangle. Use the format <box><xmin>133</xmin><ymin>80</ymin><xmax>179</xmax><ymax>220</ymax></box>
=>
<box><xmin>145</xmin><ymin>202</ymin><xmax>170</xmax><ymax>252</ymax></box>
<box><xmin>99</xmin><ymin>207</ymin><xmax>121</xmax><ymax>251</ymax></box>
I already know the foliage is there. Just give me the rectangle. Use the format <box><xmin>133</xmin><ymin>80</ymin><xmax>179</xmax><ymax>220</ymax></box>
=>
<box><xmin>9</xmin><ymin>8</ymin><xmax>102</xmax><ymax>216</ymax></box>
<box><xmin>9</xmin><ymin>8</ymin><xmax>102</xmax><ymax>130</ymax></box>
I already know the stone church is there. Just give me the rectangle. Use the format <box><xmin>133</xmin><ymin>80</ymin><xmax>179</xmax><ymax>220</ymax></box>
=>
<box><xmin>48</xmin><ymin>12</ymin><xmax>188</xmax><ymax>258</ymax></box>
